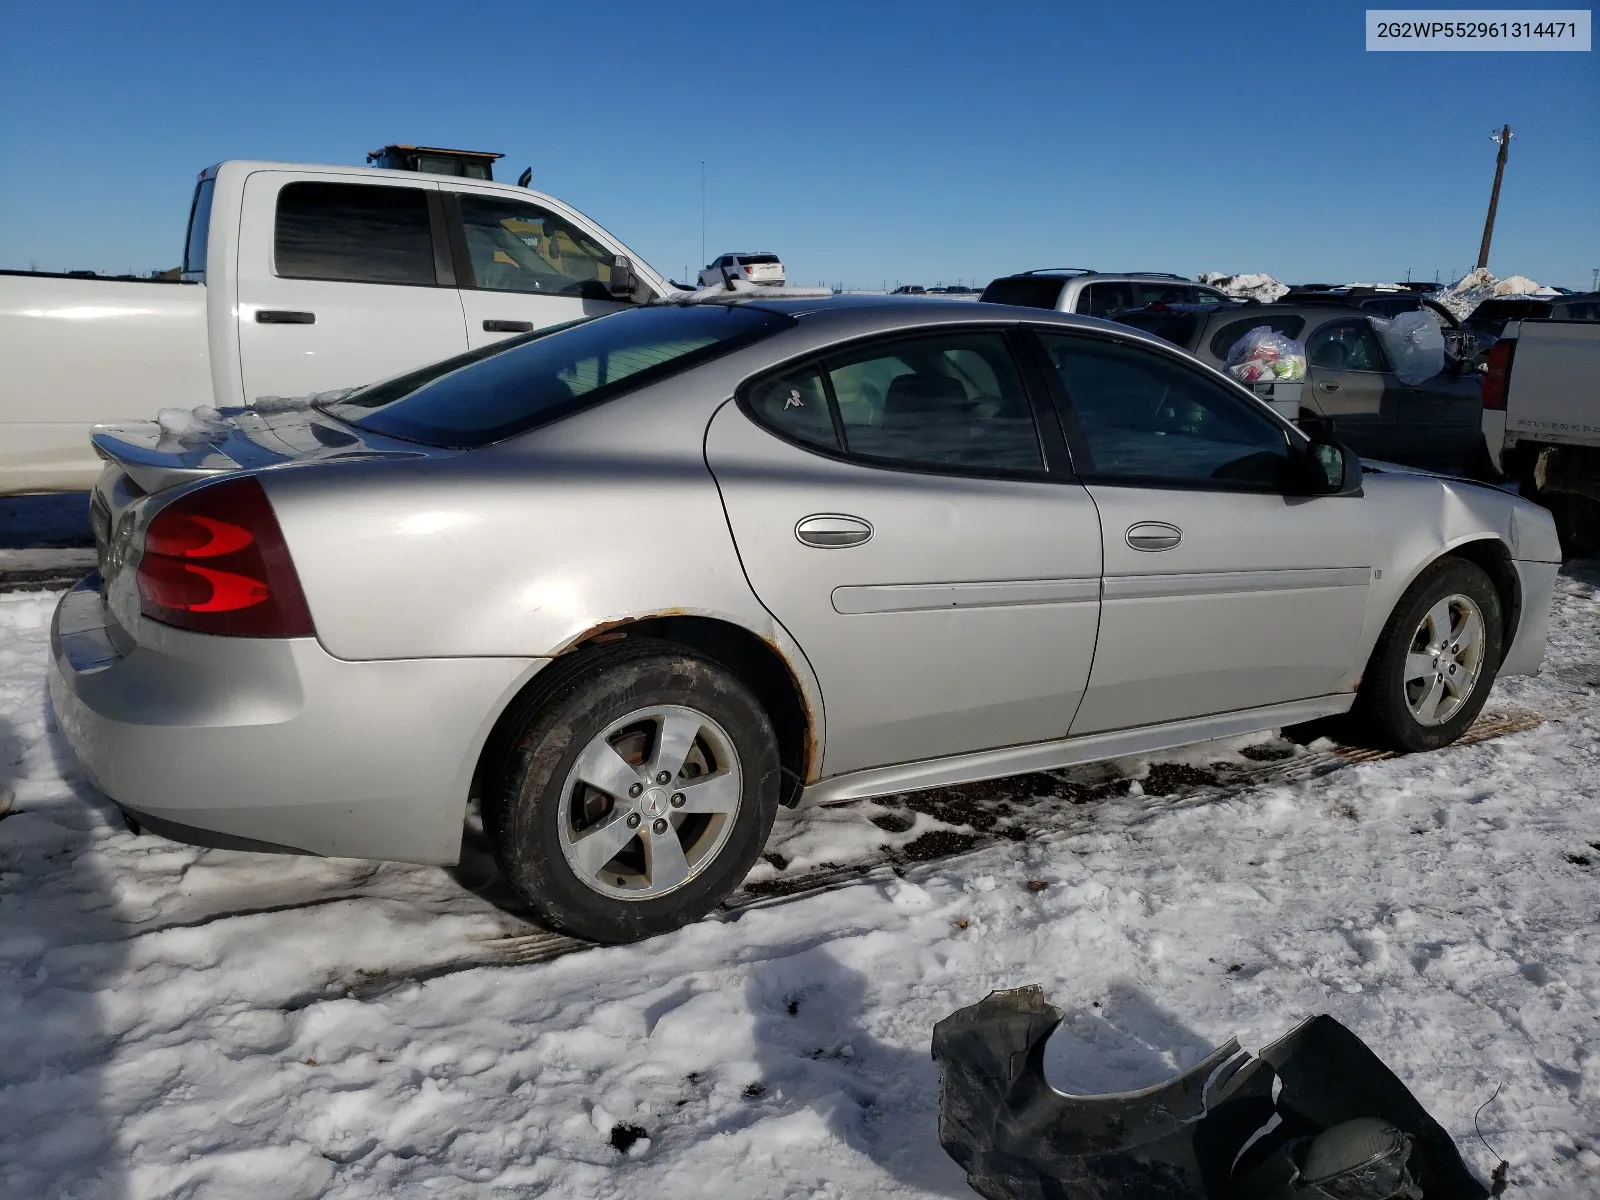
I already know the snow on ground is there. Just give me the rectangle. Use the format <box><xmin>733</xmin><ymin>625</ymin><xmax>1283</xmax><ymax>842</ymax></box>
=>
<box><xmin>4</xmin><ymin>572</ymin><xmax>1600</xmax><ymax>1199</ymax></box>
<box><xmin>1197</xmin><ymin>271</ymin><xmax>1289</xmax><ymax>303</ymax></box>
<box><xmin>1430</xmin><ymin>267</ymin><xmax>1561</xmax><ymax>321</ymax></box>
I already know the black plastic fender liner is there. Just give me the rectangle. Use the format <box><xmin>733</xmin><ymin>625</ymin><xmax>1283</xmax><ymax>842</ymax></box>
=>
<box><xmin>930</xmin><ymin>986</ymin><xmax>1488</xmax><ymax>1200</ymax></box>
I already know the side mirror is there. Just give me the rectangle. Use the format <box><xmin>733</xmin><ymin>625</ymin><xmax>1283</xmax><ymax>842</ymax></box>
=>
<box><xmin>1299</xmin><ymin>438</ymin><xmax>1363</xmax><ymax>496</ymax></box>
<box><xmin>607</xmin><ymin>255</ymin><xmax>637</xmax><ymax>299</ymax></box>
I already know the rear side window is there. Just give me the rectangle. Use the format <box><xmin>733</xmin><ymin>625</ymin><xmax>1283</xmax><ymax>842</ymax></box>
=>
<box><xmin>1133</xmin><ymin>282</ymin><xmax>1193</xmax><ymax>306</ymax></box>
<box><xmin>325</xmin><ymin>304</ymin><xmax>789</xmax><ymax>448</ymax></box>
<box><xmin>1077</xmin><ymin>282</ymin><xmax>1136</xmax><ymax>318</ymax></box>
<box><xmin>747</xmin><ymin>368</ymin><xmax>837</xmax><ymax>449</ymax></box>
<box><xmin>182</xmin><ymin>178</ymin><xmax>215</xmax><ymax>281</ymax></box>
<box><xmin>1114</xmin><ymin>309</ymin><xmax>1202</xmax><ymax>349</ymax></box>
<box><xmin>1208</xmin><ymin>315</ymin><xmax>1306</xmax><ymax>361</ymax></box>
<box><xmin>275</xmin><ymin>182</ymin><xmax>437</xmax><ymax>286</ymax></box>
<box><xmin>980</xmin><ymin>276</ymin><xmax>1066</xmax><ymax>309</ymax></box>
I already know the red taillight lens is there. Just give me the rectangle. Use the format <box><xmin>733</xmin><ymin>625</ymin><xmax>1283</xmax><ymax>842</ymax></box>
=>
<box><xmin>1482</xmin><ymin>338</ymin><xmax>1515</xmax><ymax>411</ymax></box>
<box><xmin>137</xmin><ymin>476</ymin><xmax>315</xmax><ymax>637</ymax></box>
<box><xmin>745</xmin><ymin>264</ymin><xmax>755</xmax><ymax>274</ymax></box>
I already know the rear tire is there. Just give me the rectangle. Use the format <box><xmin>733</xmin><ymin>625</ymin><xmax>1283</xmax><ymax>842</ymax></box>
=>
<box><xmin>1355</xmin><ymin>558</ymin><xmax>1502</xmax><ymax>753</ymax></box>
<box><xmin>481</xmin><ymin>639</ymin><xmax>780</xmax><ymax>944</ymax></box>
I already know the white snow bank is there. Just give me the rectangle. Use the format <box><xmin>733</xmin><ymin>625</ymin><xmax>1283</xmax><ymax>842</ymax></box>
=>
<box><xmin>1431</xmin><ymin>267</ymin><xmax>1561</xmax><ymax>320</ymax></box>
<box><xmin>1198</xmin><ymin>272</ymin><xmax>1289</xmax><ymax>303</ymax></box>
<box><xmin>4</xmin><ymin>570</ymin><xmax>1600</xmax><ymax>1195</ymax></box>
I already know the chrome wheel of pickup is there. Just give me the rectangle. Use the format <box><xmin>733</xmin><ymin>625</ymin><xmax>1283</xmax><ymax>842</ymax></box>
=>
<box><xmin>557</xmin><ymin>704</ymin><xmax>743</xmax><ymax>901</ymax></box>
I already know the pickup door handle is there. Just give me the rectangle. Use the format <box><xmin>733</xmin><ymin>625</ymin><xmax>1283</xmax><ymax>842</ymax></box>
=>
<box><xmin>796</xmin><ymin>514</ymin><xmax>874</xmax><ymax>548</ymax></box>
<box><xmin>256</xmin><ymin>310</ymin><xmax>315</xmax><ymax>324</ymax></box>
<box><xmin>483</xmin><ymin>319</ymin><xmax>535</xmax><ymax>333</ymax></box>
<box><xmin>1317</xmin><ymin>381</ymin><xmax>1340</xmax><ymax>393</ymax></box>
<box><xmin>1126</xmin><ymin>522</ymin><xmax>1182</xmax><ymax>552</ymax></box>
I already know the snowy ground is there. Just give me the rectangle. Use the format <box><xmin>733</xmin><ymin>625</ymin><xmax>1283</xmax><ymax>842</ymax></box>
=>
<box><xmin>4</xmin><ymin>571</ymin><xmax>1600</xmax><ymax>1199</ymax></box>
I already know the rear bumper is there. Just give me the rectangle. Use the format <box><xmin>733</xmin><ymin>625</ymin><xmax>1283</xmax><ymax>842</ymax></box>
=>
<box><xmin>49</xmin><ymin>578</ymin><xmax>541</xmax><ymax>864</ymax></box>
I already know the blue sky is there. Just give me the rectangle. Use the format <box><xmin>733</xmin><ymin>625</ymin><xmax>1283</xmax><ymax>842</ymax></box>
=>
<box><xmin>2</xmin><ymin>0</ymin><xmax>1595</xmax><ymax>288</ymax></box>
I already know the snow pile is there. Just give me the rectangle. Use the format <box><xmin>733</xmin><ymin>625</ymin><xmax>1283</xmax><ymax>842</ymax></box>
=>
<box><xmin>1198</xmin><ymin>272</ymin><xmax>1289</xmax><ymax>303</ymax></box>
<box><xmin>155</xmin><ymin>404</ymin><xmax>230</xmax><ymax>444</ymax></box>
<box><xmin>4</xmin><ymin>572</ymin><xmax>1600</xmax><ymax>1194</ymax></box>
<box><xmin>1431</xmin><ymin>268</ymin><xmax>1561</xmax><ymax>320</ymax></box>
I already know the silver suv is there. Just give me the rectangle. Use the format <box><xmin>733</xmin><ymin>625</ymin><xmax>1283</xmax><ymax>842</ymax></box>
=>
<box><xmin>981</xmin><ymin>268</ymin><xmax>1233</xmax><ymax>319</ymax></box>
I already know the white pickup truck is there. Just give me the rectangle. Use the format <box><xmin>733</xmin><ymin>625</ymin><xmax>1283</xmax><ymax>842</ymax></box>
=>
<box><xmin>0</xmin><ymin>160</ymin><xmax>671</xmax><ymax>494</ymax></box>
<box><xmin>1482</xmin><ymin>318</ymin><xmax>1600</xmax><ymax>555</ymax></box>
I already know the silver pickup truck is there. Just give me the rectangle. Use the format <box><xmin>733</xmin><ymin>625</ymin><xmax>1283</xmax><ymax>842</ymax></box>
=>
<box><xmin>1483</xmin><ymin>319</ymin><xmax>1600</xmax><ymax>554</ymax></box>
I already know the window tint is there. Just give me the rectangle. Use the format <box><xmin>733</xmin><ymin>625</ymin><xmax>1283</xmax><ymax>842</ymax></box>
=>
<box><xmin>1357</xmin><ymin>296</ymin><xmax>1420</xmax><ymax>318</ymax></box>
<box><xmin>458</xmin><ymin>194</ymin><xmax>618</xmax><ymax>297</ymax></box>
<box><xmin>1078</xmin><ymin>282</ymin><xmax>1136</xmax><ymax>318</ymax></box>
<box><xmin>182</xmin><ymin>178</ymin><xmax>214</xmax><ymax>281</ymax></box>
<box><xmin>979</xmin><ymin>276</ymin><xmax>1066</xmax><ymax>309</ymax></box>
<box><xmin>1194</xmin><ymin>288</ymin><xmax>1229</xmax><ymax>308</ymax></box>
<box><xmin>1042</xmin><ymin>334</ymin><xmax>1291</xmax><ymax>488</ymax></box>
<box><xmin>324</xmin><ymin>305</ymin><xmax>789</xmax><ymax>448</ymax></box>
<box><xmin>737</xmin><ymin>254</ymin><xmax>781</xmax><ymax>265</ymax></box>
<box><xmin>746</xmin><ymin>367</ymin><xmax>837</xmax><ymax>450</ymax></box>
<box><xmin>828</xmin><ymin>332</ymin><xmax>1043</xmax><ymax>473</ymax></box>
<box><xmin>1114</xmin><ymin>309</ymin><xmax>1202</xmax><ymax>350</ymax></box>
<box><xmin>275</xmin><ymin>182</ymin><xmax>436</xmax><ymax>285</ymax></box>
<box><xmin>1208</xmin><ymin>315</ymin><xmax>1306</xmax><ymax>360</ymax></box>
<box><xmin>1558</xmin><ymin>301</ymin><xmax>1598</xmax><ymax>321</ymax></box>
<box><xmin>1308</xmin><ymin>320</ymin><xmax>1386</xmax><ymax>372</ymax></box>
<box><xmin>1470</xmin><ymin>298</ymin><xmax>1553</xmax><ymax>322</ymax></box>
<box><xmin>1133</xmin><ymin>282</ymin><xmax>1193</xmax><ymax>306</ymax></box>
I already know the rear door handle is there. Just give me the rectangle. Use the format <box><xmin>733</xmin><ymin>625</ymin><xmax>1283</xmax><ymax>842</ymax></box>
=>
<box><xmin>1317</xmin><ymin>381</ymin><xmax>1339</xmax><ymax>393</ymax></box>
<box><xmin>256</xmin><ymin>310</ymin><xmax>315</xmax><ymax>325</ymax></box>
<box><xmin>796</xmin><ymin>514</ymin><xmax>873</xmax><ymax>548</ymax></box>
<box><xmin>483</xmin><ymin>319</ymin><xmax>535</xmax><ymax>333</ymax></box>
<box><xmin>1126</xmin><ymin>522</ymin><xmax>1182</xmax><ymax>552</ymax></box>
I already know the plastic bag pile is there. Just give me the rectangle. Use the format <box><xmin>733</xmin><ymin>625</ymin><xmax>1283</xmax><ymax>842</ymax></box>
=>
<box><xmin>1225</xmin><ymin>326</ymin><xmax>1307</xmax><ymax>384</ymax></box>
<box><xmin>1370</xmin><ymin>310</ymin><xmax>1446</xmax><ymax>385</ymax></box>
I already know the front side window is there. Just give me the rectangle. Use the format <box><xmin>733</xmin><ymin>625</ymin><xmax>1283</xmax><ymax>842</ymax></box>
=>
<box><xmin>457</xmin><ymin>194</ymin><xmax>618</xmax><ymax>298</ymax></box>
<box><xmin>324</xmin><ymin>304</ymin><xmax>789</xmax><ymax>448</ymax></box>
<box><xmin>275</xmin><ymin>181</ymin><xmax>436</xmax><ymax>286</ymax></box>
<box><xmin>1041</xmin><ymin>333</ymin><xmax>1292</xmax><ymax>488</ymax></box>
<box><xmin>827</xmin><ymin>332</ymin><xmax>1043</xmax><ymax>473</ymax></box>
<box><xmin>1308</xmin><ymin>320</ymin><xmax>1386</xmax><ymax>372</ymax></box>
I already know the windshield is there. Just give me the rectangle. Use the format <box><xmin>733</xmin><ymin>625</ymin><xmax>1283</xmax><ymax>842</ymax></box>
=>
<box><xmin>322</xmin><ymin>305</ymin><xmax>792</xmax><ymax>448</ymax></box>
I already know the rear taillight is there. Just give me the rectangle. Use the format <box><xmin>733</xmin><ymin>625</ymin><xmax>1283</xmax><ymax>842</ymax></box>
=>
<box><xmin>1481</xmin><ymin>338</ymin><xmax>1515</xmax><ymax>410</ymax></box>
<box><xmin>745</xmin><ymin>264</ymin><xmax>756</xmax><ymax>274</ymax></box>
<box><xmin>137</xmin><ymin>476</ymin><xmax>315</xmax><ymax>637</ymax></box>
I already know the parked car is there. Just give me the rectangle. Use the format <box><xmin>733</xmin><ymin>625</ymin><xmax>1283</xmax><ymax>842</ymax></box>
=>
<box><xmin>890</xmin><ymin>284</ymin><xmax>928</xmax><ymax>295</ymax></box>
<box><xmin>54</xmin><ymin>296</ymin><xmax>1558</xmax><ymax>943</ymax></box>
<box><xmin>698</xmin><ymin>252</ymin><xmax>784</xmax><ymax>289</ymax></box>
<box><xmin>1279</xmin><ymin>285</ymin><xmax>1490</xmax><ymax>367</ymax></box>
<box><xmin>0</xmin><ymin>158</ymin><xmax>669</xmax><ymax>495</ymax></box>
<box><xmin>1462</xmin><ymin>293</ymin><xmax>1600</xmax><ymax>339</ymax></box>
<box><xmin>1481</xmin><ymin>316</ymin><xmax>1600</xmax><ymax>554</ymax></box>
<box><xmin>1113</xmin><ymin>302</ymin><xmax>1487</xmax><ymax>475</ymax></box>
<box><xmin>980</xmin><ymin>269</ymin><xmax>1235</xmax><ymax>318</ymax></box>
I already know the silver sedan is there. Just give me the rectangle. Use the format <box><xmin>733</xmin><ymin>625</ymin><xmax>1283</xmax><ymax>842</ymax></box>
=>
<box><xmin>51</xmin><ymin>297</ymin><xmax>1561</xmax><ymax>942</ymax></box>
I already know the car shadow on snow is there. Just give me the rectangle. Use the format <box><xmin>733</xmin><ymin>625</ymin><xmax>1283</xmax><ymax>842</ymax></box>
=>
<box><xmin>740</xmin><ymin>949</ymin><xmax>1221</xmax><ymax>1196</ymax></box>
<box><xmin>0</xmin><ymin>711</ymin><xmax>130</xmax><ymax>1200</ymax></box>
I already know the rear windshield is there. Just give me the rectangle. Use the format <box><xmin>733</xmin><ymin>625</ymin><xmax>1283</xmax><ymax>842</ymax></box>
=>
<box><xmin>1469</xmin><ymin>298</ymin><xmax>1554</xmax><ymax>321</ymax></box>
<box><xmin>980</xmin><ymin>276</ymin><xmax>1067</xmax><ymax>309</ymax></box>
<box><xmin>182</xmin><ymin>177</ymin><xmax>215</xmax><ymax>281</ymax></box>
<box><xmin>323</xmin><ymin>304</ymin><xmax>791</xmax><ymax>448</ymax></box>
<box><xmin>736</xmin><ymin>254</ymin><xmax>781</xmax><ymax>265</ymax></box>
<box><xmin>1113</xmin><ymin>309</ymin><xmax>1202</xmax><ymax>349</ymax></box>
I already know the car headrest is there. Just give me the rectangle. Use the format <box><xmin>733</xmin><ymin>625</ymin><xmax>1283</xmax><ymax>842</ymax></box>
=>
<box><xmin>883</xmin><ymin>373</ymin><xmax>970</xmax><ymax>421</ymax></box>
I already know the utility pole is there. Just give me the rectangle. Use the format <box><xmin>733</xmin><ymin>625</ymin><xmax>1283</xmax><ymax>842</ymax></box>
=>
<box><xmin>700</xmin><ymin>161</ymin><xmax>706</xmax><ymax>270</ymax></box>
<box><xmin>1476</xmin><ymin>124</ymin><xmax>1512</xmax><ymax>271</ymax></box>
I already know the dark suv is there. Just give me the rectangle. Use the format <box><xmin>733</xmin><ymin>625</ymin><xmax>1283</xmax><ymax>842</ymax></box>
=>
<box><xmin>1462</xmin><ymin>293</ymin><xmax>1600</xmax><ymax>338</ymax></box>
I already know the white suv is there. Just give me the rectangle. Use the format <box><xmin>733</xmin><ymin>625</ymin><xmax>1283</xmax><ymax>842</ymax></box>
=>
<box><xmin>981</xmin><ymin>269</ymin><xmax>1232</xmax><ymax>318</ymax></box>
<box><xmin>699</xmin><ymin>252</ymin><xmax>785</xmax><ymax>289</ymax></box>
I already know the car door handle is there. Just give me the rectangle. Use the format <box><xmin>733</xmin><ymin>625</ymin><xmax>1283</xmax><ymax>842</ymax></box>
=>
<box><xmin>483</xmin><ymin>319</ymin><xmax>534</xmax><ymax>333</ymax></box>
<box><xmin>796</xmin><ymin>514</ymin><xmax>874</xmax><ymax>548</ymax></box>
<box><xmin>256</xmin><ymin>310</ymin><xmax>315</xmax><ymax>325</ymax></box>
<box><xmin>1317</xmin><ymin>381</ymin><xmax>1340</xmax><ymax>393</ymax></box>
<box><xmin>1126</xmin><ymin>522</ymin><xmax>1182</xmax><ymax>552</ymax></box>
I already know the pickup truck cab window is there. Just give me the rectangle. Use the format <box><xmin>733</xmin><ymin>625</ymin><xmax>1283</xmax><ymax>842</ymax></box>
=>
<box><xmin>182</xmin><ymin>178</ymin><xmax>215</xmax><ymax>282</ymax></box>
<box><xmin>274</xmin><ymin>181</ymin><xmax>437</xmax><ymax>286</ymax></box>
<box><xmin>456</xmin><ymin>194</ymin><xmax>619</xmax><ymax>298</ymax></box>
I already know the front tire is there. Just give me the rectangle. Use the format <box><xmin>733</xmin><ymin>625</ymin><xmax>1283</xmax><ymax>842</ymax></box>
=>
<box><xmin>482</xmin><ymin>640</ymin><xmax>780</xmax><ymax>943</ymax></box>
<box><xmin>1356</xmin><ymin>557</ymin><xmax>1503</xmax><ymax>752</ymax></box>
